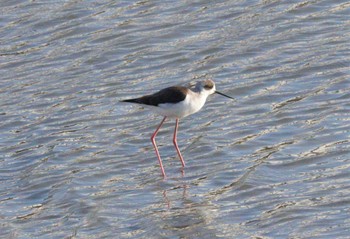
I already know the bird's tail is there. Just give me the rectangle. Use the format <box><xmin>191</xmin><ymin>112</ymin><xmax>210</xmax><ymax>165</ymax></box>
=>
<box><xmin>120</xmin><ymin>98</ymin><xmax>141</xmax><ymax>104</ymax></box>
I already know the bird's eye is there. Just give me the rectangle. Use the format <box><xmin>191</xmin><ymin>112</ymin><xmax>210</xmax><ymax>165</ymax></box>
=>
<box><xmin>204</xmin><ymin>84</ymin><xmax>213</xmax><ymax>90</ymax></box>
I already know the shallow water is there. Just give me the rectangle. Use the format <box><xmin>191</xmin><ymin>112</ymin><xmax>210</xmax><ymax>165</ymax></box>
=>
<box><xmin>1</xmin><ymin>0</ymin><xmax>349</xmax><ymax>238</ymax></box>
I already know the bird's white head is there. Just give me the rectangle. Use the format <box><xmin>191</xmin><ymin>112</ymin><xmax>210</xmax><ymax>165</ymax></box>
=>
<box><xmin>195</xmin><ymin>79</ymin><xmax>216</xmax><ymax>96</ymax></box>
<box><xmin>194</xmin><ymin>79</ymin><xmax>235</xmax><ymax>100</ymax></box>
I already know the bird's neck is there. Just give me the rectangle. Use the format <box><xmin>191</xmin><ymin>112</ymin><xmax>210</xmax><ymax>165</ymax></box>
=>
<box><xmin>191</xmin><ymin>89</ymin><xmax>209</xmax><ymax>102</ymax></box>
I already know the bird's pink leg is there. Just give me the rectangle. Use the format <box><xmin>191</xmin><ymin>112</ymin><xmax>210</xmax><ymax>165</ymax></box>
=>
<box><xmin>151</xmin><ymin>117</ymin><xmax>167</xmax><ymax>177</ymax></box>
<box><xmin>173</xmin><ymin>119</ymin><xmax>185</xmax><ymax>167</ymax></box>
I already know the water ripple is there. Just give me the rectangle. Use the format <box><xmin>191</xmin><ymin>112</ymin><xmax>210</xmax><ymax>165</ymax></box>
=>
<box><xmin>1</xmin><ymin>0</ymin><xmax>349</xmax><ymax>238</ymax></box>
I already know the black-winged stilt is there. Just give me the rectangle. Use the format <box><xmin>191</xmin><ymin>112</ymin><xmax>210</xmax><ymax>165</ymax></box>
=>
<box><xmin>121</xmin><ymin>79</ymin><xmax>234</xmax><ymax>177</ymax></box>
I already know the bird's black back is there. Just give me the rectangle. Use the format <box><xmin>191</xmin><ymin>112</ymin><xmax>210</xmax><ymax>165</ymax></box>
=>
<box><xmin>121</xmin><ymin>86</ymin><xmax>188</xmax><ymax>106</ymax></box>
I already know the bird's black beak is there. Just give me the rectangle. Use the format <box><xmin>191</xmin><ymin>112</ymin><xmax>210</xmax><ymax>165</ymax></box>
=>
<box><xmin>215</xmin><ymin>91</ymin><xmax>235</xmax><ymax>100</ymax></box>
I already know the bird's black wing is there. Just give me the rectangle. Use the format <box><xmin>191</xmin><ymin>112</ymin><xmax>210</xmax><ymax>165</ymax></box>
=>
<box><xmin>121</xmin><ymin>86</ymin><xmax>188</xmax><ymax>106</ymax></box>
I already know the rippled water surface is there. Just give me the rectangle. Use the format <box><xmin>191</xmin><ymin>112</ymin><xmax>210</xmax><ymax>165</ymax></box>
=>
<box><xmin>1</xmin><ymin>0</ymin><xmax>350</xmax><ymax>238</ymax></box>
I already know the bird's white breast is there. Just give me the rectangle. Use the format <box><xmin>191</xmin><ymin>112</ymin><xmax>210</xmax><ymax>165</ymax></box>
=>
<box><xmin>156</xmin><ymin>91</ymin><xmax>207</xmax><ymax>119</ymax></box>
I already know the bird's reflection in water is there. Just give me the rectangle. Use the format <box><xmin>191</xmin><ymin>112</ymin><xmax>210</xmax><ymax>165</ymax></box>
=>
<box><xmin>162</xmin><ymin>183</ymin><xmax>188</xmax><ymax>209</ymax></box>
<box><xmin>156</xmin><ymin>180</ymin><xmax>219</xmax><ymax>238</ymax></box>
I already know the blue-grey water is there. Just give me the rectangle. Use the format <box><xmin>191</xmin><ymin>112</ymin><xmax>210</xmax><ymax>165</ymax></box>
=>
<box><xmin>1</xmin><ymin>0</ymin><xmax>349</xmax><ymax>238</ymax></box>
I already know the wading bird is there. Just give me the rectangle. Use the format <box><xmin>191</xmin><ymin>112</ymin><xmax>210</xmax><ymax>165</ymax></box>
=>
<box><xmin>121</xmin><ymin>79</ymin><xmax>234</xmax><ymax>177</ymax></box>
